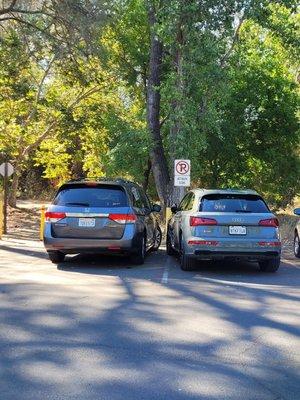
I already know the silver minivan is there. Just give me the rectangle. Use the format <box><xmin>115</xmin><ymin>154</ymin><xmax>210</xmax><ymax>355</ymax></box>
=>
<box><xmin>167</xmin><ymin>189</ymin><xmax>281</xmax><ymax>272</ymax></box>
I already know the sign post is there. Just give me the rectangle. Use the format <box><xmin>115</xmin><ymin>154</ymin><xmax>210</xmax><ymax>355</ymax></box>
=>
<box><xmin>0</xmin><ymin>162</ymin><xmax>14</xmax><ymax>234</ymax></box>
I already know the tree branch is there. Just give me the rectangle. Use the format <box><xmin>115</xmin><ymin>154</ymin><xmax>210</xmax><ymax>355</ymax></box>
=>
<box><xmin>22</xmin><ymin>86</ymin><xmax>101</xmax><ymax>156</ymax></box>
<box><xmin>220</xmin><ymin>17</ymin><xmax>244</xmax><ymax>68</ymax></box>
<box><xmin>0</xmin><ymin>0</ymin><xmax>17</xmax><ymax>16</ymax></box>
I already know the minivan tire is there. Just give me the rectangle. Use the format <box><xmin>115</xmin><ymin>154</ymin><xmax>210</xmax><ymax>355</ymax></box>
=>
<box><xmin>259</xmin><ymin>257</ymin><xmax>280</xmax><ymax>273</ymax></box>
<box><xmin>131</xmin><ymin>235</ymin><xmax>146</xmax><ymax>265</ymax></box>
<box><xmin>48</xmin><ymin>251</ymin><xmax>65</xmax><ymax>264</ymax></box>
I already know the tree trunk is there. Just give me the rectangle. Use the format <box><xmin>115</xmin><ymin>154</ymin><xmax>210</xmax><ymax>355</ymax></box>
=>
<box><xmin>142</xmin><ymin>158</ymin><xmax>152</xmax><ymax>192</ymax></box>
<box><xmin>169</xmin><ymin>24</ymin><xmax>185</xmax><ymax>205</ymax></box>
<box><xmin>146</xmin><ymin>2</ymin><xmax>170</xmax><ymax>208</ymax></box>
<box><xmin>8</xmin><ymin>158</ymin><xmax>22</xmax><ymax>207</ymax></box>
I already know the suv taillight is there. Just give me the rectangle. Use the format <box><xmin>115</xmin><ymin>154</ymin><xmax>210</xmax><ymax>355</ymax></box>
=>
<box><xmin>259</xmin><ymin>218</ymin><xmax>279</xmax><ymax>227</ymax></box>
<box><xmin>108</xmin><ymin>214</ymin><xmax>137</xmax><ymax>224</ymax></box>
<box><xmin>190</xmin><ymin>217</ymin><xmax>217</xmax><ymax>226</ymax></box>
<box><xmin>45</xmin><ymin>212</ymin><xmax>66</xmax><ymax>222</ymax></box>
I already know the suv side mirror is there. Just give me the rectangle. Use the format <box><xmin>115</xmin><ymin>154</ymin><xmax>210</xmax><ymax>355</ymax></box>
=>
<box><xmin>294</xmin><ymin>208</ymin><xmax>300</xmax><ymax>216</ymax></box>
<box><xmin>152</xmin><ymin>204</ymin><xmax>161</xmax><ymax>213</ymax></box>
<box><xmin>170</xmin><ymin>204</ymin><xmax>178</xmax><ymax>213</ymax></box>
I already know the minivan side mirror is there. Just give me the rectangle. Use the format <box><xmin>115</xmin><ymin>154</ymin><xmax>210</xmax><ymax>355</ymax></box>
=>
<box><xmin>170</xmin><ymin>204</ymin><xmax>178</xmax><ymax>213</ymax></box>
<box><xmin>294</xmin><ymin>208</ymin><xmax>300</xmax><ymax>216</ymax></box>
<box><xmin>152</xmin><ymin>204</ymin><xmax>161</xmax><ymax>213</ymax></box>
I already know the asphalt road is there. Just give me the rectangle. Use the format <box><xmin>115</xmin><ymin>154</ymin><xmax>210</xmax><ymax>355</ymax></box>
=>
<box><xmin>0</xmin><ymin>237</ymin><xmax>299</xmax><ymax>400</ymax></box>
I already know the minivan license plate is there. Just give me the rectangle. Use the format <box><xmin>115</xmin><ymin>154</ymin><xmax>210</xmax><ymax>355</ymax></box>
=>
<box><xmin>78</xmin><ymin>218</ymin><xmax>96</xmax><ymax>228</ymax></box>
<box><xmin>229</xmin><ymin>226</ymin><xmax>247</xmax><ymax>235</ymax></box>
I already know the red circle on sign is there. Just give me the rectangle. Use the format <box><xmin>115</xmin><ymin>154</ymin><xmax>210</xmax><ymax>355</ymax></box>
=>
<box><xmin>176</xmin><ymin>160</ymin><xmax>190</xmax><ymax>175</ymax></box>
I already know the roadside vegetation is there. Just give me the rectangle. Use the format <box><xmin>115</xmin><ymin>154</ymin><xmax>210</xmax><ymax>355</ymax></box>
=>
<box><xmin>0</xmin><ymin>0</ymin><xmax>299</xmax><ymax>208</ymax></box>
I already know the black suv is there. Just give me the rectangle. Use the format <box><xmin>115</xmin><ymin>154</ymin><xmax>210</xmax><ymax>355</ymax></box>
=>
<box><xmin>43</xmin><ymin>178</ymin><xmax>162</xmax><ymax>264</ymax></box>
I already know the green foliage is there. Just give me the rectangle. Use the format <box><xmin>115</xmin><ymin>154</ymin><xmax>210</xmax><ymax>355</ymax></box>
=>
<box><xmin>0</xmin><ymin>0</ymin><xmax>299</xmax><ymax>207</ymax></box>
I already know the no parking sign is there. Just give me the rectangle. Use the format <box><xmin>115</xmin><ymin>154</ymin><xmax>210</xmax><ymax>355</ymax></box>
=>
<box><xmin>174</xmin><ymin>160</ymin><xmax>190</xmax><ymax>187</ymax></box>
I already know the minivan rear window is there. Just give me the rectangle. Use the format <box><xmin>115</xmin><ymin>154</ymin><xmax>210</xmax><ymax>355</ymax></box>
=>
<box><xmin>199</xmin><ymin>194</ymin><xmax>270</xmax><ymax>213</ymax></box>
<box><xmin>53</xmin><ymin>185</ymin><xmax>128</xmax><ymax>207</ymax></box>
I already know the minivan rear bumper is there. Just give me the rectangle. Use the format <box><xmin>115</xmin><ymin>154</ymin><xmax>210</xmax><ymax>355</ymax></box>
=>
<box><xmin>43</xmin><ymin>222</ymin><xmax>139</xmax><ymax>255</ymax></box>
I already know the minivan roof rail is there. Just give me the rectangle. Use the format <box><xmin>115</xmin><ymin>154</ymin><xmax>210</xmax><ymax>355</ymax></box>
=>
<box><xmin>65</xmin><ymin>177</ymin><xmax>137</xmax><ymax>185</ymax></box>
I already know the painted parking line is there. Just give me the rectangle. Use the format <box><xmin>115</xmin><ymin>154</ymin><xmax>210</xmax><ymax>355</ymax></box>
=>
<box><xmin>161</xmin><ymin>256</ymin><xmax>173</xmax><ymax>284</ymax></box>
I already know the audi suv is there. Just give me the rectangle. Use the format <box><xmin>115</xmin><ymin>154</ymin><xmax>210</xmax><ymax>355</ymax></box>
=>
<box><xmin>167</xmin><ymin>189</ymin><xmax>281</xmax><ymax>272</ymax></box>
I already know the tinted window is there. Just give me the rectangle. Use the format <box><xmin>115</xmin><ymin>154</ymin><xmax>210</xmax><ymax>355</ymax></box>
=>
<box><xmin>131</xmin><ymin>186</ymin><xmax>144</xmax><ymax>209</ymax></box>
<box><xmin>185</xmin><ymin>193</ymin><xmax>195</xmax><ymax>210</ymax></box>
<box><xmin>180</xmin><ymin>193</ymin><xmax>192</xmax><ymax>211</ymax></box>
<box><xmin>199</xmin><ymin>194</ymin><xmax>269</xmax><ymax>213</ymax></box>
<box><xmin>54</xmin><ymin>185</ymin><xmax>128</xmax><ymax>207</ymax></box>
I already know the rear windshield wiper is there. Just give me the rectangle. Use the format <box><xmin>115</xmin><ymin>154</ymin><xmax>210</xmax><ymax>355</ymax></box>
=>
<box><xmin>235</xmin><ymin>210</ymin><xmax>252</xmax><ymax>213</ymax></box>
<box><xmin>65</xmin><ymin>202</ymin><xmax>90</xmax><ymax>207</ymax></box>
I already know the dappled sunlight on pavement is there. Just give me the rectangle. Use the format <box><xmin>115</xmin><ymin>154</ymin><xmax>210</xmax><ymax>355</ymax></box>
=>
<box><xmin>0</xmin><ymin>235</ymin><xmax>300</xmax><ymax>399</ymax></box>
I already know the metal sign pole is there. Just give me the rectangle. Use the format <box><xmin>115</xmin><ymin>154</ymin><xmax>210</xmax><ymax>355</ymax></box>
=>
<box><xmin>3</xmin><ymin>162</ymin><xmax>8</xmax><ymax>234</ymax></box>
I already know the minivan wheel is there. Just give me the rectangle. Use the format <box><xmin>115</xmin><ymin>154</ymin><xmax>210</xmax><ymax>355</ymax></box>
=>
<box><xmin>259</xmin><ymin>257</ymin><xmax>280</xmax><ymax>273</ymax></box>
<box><xmin>294</xmin><ymin>232</ymin><xmax>300</xmax><ymax>258</ymax></box>
<box><xmin>48</xmin><ymin>251</ymin><xmax>65</xmax><ymax>264</ymax></box>
<box><xmin>131</xmin><ymin>235</ymin><xmax>146</xmax><ymax>265</ymax></box>
<box><xmin>152</xmin><ymin>226</ymin><xmax>162</xmax><ymax>251</ymax></box>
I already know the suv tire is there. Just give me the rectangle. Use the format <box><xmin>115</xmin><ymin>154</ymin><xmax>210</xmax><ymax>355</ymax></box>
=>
<box><xmin>294</xmin><ymin>232</ymin><xmax>300</xmax><ymax>258</ymax></box>
<box><xmin>166</xmin><ymin>230</ymin><xmax>176</xmax><ymax>256</ymax></box>
<box><xmin>179</xmin><ymin>238</ymin><xmax>194</xmax><ymax>271</ymax></box>
<box><xmin>259</xmin><ymin>257</ymin><xmax>280</xmax><ymax>273</ymax></box>
<box><xmin>131</xmin><ymin>235</ymin><xmax>146</xmax><ymax>265</ymax></box>
<box><xmin>48</xmin><ymin>251</ymin><xmax>65</xmax><ymax>264</ymax></box>
<box><xmin>152</xmin><ymin>226</ymin><xmax>162</xmax><ymax>251</ymax></box>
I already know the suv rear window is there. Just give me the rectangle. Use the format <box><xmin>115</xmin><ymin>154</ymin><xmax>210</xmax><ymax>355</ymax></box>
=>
<box><xmin>53</xmin><ymin>185</ymin><xmax>128</xmax><ymax>207</ymax></box>
<box><xmin>199</xmin><ymin>194</ymin><xmax>270</xmax><ymax>213</ymax></box>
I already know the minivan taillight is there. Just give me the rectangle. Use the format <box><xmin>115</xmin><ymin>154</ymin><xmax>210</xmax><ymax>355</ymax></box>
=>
<box><xmin>190</xmin><ymin>217</ymin><xmax>217</xmax><ymax>226</ymax></box>
<box><xmin>45</xmin><ymin>212</ymin><xmax>66</xmax><ymax>222</ymax></box>
<box><xmin>108</xmin><ymin>214</ymin><xmax>137</xmax><ymax>224</ymax></box>
<box><xmin>259</xmin><ymin>218</ymin><xmax>279</xmax><ymax>227</ymax></box>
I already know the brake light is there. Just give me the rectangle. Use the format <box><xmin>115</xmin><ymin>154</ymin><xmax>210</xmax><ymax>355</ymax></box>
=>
<box><xmin>188</xmin><ymin>240</ymin><xmax>218</xmax><ymax>246</ymax></box>
<box><xmin>45</xmin><ymin>211</ymin><xmax>66</xmax><ymax>222</ymax></box>
<box><xmin>258</xmin><ymin>241</ymin><xmax>281</xmax><ymax>247</ymax></box>
<box><xmin>85</xmin><ymin>182</ymin><xmax>98</xmax><ymax>186</ymax></box>
<box><xmin>259</xmin><ymin>218</ymin><xmax>279</xmax><ymax>227</ymax></box>
<box><xmin>190</xmin><ymin>217</ymin><xmax>217</xmax><ymax>226</ymax></box>
<box><xmin>108</xmin><ymin>214</ymin><xmax>137</xmax><ymax>224</ymax></box>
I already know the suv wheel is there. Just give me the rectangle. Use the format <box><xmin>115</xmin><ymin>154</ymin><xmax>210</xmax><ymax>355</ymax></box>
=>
<box><xmin>152</xmin><ymin>226</ymin><xmax>162</xmax><ymax>251</ymax></box>
<box><xmin>166</xmin><ymin>230</ymin><xmax>176</xmax><ymax>256</ymax></box>
<box><xmin>48</xmin><ymin>251</ymin><xmax>65</xmax><ymax>264</ymax></box>
<box><xmin>259</xmin><ymin>257</ymin><xmax>280</xmax><ymax>273</ymax></box>
<box><xmin>131</xmin><ymin>235</ymin><xmax>146</xmax><ymax>265</ymax></box>
<box><xmin>294</xmin><ymin>232</ymin><xmax>300</xmax><ymax>258</ymax></box>
<box><xmin>179</xmin><ymin>239</ymin><xmax>194</xmax><ymax>271</ymax></box>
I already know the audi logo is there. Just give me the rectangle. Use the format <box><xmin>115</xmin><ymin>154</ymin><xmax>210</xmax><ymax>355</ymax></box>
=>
<box><xmin>232</xmin><ymin>218</ymin><xmax>243</xmax><ymax>223</ymax></box>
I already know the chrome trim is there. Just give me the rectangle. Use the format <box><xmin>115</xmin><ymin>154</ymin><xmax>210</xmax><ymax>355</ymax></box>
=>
<box><xmin>65</xmin><ymin>213</ymin><xmax>109</xmax><ymax>218</ymax></box>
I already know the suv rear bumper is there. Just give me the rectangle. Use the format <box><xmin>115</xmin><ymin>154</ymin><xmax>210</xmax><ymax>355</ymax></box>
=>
<box><xmin>193</xmin><ymin>250</ymin><xmax>280</xmax><ymax>261</ymax></box>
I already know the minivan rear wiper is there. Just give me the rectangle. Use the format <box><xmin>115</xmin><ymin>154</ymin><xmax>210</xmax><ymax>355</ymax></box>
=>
<box><xmin>235</xmin><ymin>210</ymin><xmax>252</xmax><ymax>213</ymax></box>
<box><xmin>65</xmin><ymin>202</ymin><xmax>90</xmax><ymax>207</ymax></box>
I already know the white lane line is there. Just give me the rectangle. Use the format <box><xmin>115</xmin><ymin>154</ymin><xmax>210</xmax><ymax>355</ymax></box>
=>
<box><xmin>161</xmin><ymin>268</ymin><xmax>169</xmax><ymax>284</ymax></box>
<box><xmin>161</xmin><ymin>255</ymin><xmax>172</xmax><ymax>284</ymax></box>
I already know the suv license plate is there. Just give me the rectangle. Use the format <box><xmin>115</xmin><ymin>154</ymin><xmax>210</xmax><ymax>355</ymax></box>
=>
<box><xmin>78</xmin><ymin>218</ymin><xmax>96</xmax><ymax>227</ymax></box>
<box><xmin>229</xmin><ymin>226</ymin><xmax>247</xmax><ymax>235</ymax></box>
